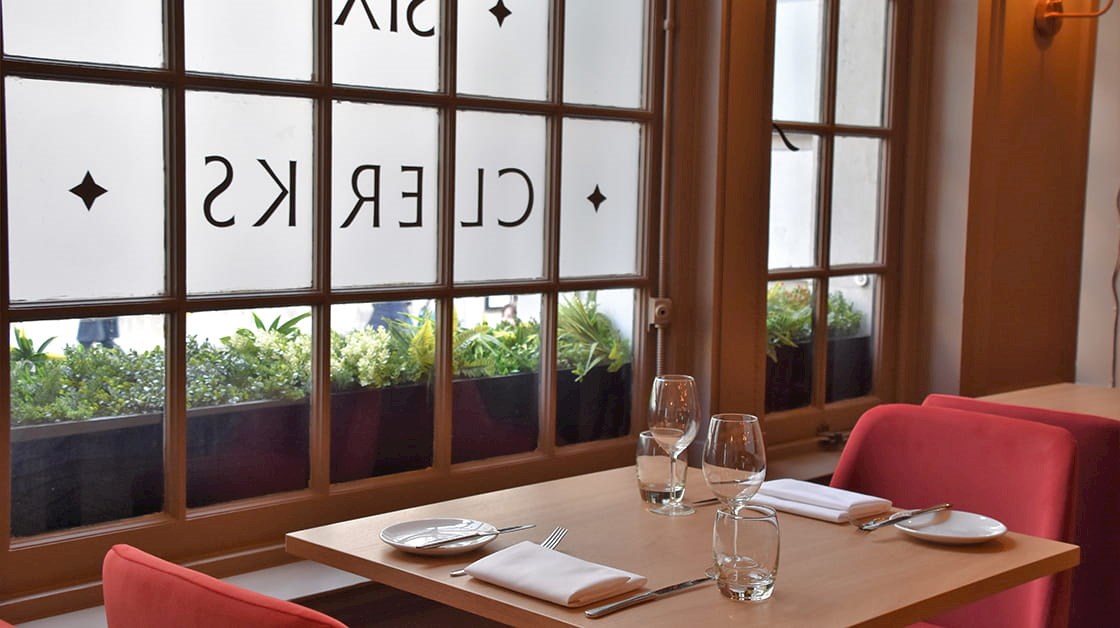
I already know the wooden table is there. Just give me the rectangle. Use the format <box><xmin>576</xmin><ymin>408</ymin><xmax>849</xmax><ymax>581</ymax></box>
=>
<box><xmin>981</xmin><ymin>383</ymin><xmax>1120</xmax><ymax>420</ymax></box>
<box><xmin>286</xmin><ymin>467</ymin><xmax>1078</xmax><ymax>627</ymax></box>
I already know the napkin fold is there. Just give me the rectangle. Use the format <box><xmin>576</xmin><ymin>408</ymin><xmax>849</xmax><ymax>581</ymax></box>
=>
<box><xmin>464</xmin><ymin>541</ymin><xmax>647</xmax><ymax>607</ymax></box>
<box><xmin>753</xmin><ymin>478</ymin><xmax>891</xmax><ymax>523</ymax></box>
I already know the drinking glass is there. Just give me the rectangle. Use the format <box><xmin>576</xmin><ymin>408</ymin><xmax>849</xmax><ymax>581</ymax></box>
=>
<box><xmin>636</xmin><ymin>430</ymin><xmax>687</xmax><ymax>505</ymax></box>
<box><xmin>646</xmin><ymin>374</ymin><xmax>700</xmax><ymax>516</ymax></box>
<box><xmin>713</xmin><ymin>504</ymin><xmax>780</xmax><ymax>602</ymax></box>
<box><xmin>702</xmin><ymin>413</ymin><xmax>766</xmax><ymax>506</ymax></box>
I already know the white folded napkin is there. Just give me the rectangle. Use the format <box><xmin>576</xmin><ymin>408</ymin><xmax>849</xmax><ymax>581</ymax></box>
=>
<box><xmin>753</xmin><ymin>478</ymin><xmax>891</xmax><ymax>523</ymax></box>
<box><xmin>464</xmin><ymin>541</ymin><xmax>647</xmax><ymax>607</ymax></box>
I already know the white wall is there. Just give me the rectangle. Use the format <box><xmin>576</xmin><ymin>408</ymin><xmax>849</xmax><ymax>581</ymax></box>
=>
<box><xmin>1076</xmin><ymin>7</ymin><xmax>1120</xmax><ymax>386</ymax></box>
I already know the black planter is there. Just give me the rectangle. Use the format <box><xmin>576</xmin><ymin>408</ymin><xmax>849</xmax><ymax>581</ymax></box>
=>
<box><xmin>556</xmin><ymin>363</ymin><xmax>632</xmax><ymax>445</ymax></box>
<box><xmin>765</xmin><ymin>335</ymin><xmax>872</xmax><ymax>413</ymax></box>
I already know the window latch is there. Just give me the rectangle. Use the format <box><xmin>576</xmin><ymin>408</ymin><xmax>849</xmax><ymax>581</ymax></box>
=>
<box><xmin>649</xmin><ymin>297</ymin><xmax>672</xmax><ymax>329</ymax></box>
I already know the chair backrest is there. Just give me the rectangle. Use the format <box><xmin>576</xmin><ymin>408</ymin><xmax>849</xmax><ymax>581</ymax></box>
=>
<box><xmin>102</xmin><ymin>544</ymin><xmax>347</xmax><ymax>628</ymax></box>
<box><xmin>831</xmin><ymin>404</ymin><xmax>1077</xmax><ymax>628</ymax></box>
<box><xmin>924</xmin><ymin>393</ymin><xmax>1120</xmax><ymax>628</ymax></box>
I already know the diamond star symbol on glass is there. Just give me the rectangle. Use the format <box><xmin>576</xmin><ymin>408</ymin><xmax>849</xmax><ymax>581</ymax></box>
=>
<box><xmin>69</xmin><ymin>171</ymin><xmax>108</xmax><ymax>210</ymax></box>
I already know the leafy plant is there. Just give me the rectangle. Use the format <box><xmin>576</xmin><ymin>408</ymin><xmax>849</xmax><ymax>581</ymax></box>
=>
<box><xmin>766</xmin><ymin>283</ymin><xmax>864</xmax><ymax>361</ymax></box>
<box><xmin>11</xmin><ymin>327</ymin><xmax>56</xmax><ymax>370</ymax></box>
<box><xmin>557</xmin><ymin>293</ymin><xmax>630</xmax><ymax>381</ymax></box>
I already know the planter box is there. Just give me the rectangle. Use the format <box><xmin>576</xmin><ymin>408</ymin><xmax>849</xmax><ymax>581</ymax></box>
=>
<box><xmin>765</xmin><ymin>335</ymin><xmax>872</xmax><ymax>413</ymax></box>
<box><xmin>11</xmin><ymin>364</ymin><xmax>632</xmax><ymax>537</ymax></box>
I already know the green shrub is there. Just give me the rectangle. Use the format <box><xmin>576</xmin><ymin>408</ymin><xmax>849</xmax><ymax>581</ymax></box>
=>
<box><xmin>766</xmin><ymin>283</ymin><xmax>864</xmax><ymax>361</ymax></box>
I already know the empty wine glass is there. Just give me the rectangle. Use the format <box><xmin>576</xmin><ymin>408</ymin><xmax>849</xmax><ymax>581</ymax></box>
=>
<box><xmin>702</xmin><ymin>413</ymin><xmax>766</xmax><ymax>506</ymax></box>
<box><xmin>647</xmin><ymin>374</ymin><xmax>700</xmax><ymax>516</ymax></box>
<box><xmin>702</xmin><ymin>413</ymin><xmax>766</xmax><ymax>576</ymax></box>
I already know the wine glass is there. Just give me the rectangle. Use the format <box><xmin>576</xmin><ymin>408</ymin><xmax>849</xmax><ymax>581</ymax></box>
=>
<box><xmin>702</xmin><ymin>413</ymin><xmax>766</xmax><ymax>576</ymax></box>
<box><xmin>647</xmin><ymin>374</ymin><xmax>700</xmax><ymax>516</ymax></box>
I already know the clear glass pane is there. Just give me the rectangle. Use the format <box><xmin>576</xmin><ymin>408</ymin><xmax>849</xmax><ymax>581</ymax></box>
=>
<box><xmin>186</xmin><ymin>91</ymin><xmax>314</xmax><ymax>294</ymax></box>
<box><xmin>2</xmin><ymin>0</ymin><xmax>163</xmax><ymax>67</ymax></box>
<box><xmin>186</xmin><ymin>307</ymin><xmax>312</xmax><ymax>507</ymax></box>
<box><xmin>452</xmin><ymin>294</ymin><xmax>542</xmax><ymax>463</ymax></box>
<box><xmin>826</xmin><ymin>275</ymin><xmax>875</xmax><ymax>402</ymax></box>
<box><xmin>835</xmin><ymin>0</ymin><xmax>888</xmax><ymax>127</ymax></box>
<box><xmin>332</xmin><ymin>0</ymin><xmax>440</xmax><ymax>91</ymax></box>
<box><xmin>186</xmin><ymin>0</ymin><xmax>313</xmax><ymax>80</ymax></box>
<box><xmin>5</xmin><ymin>78</ymin><xmax>166</xmax><ymax>302</ymax></box>
<box><xmin>556</xmin><ymin>290</ymin><xmax>634</xmax><ymax>445</ymax></box>
<box><xmin>829</xmin><ymin>136</ymin><xmax>883</xmax><ymax>265</ymax></box>
<box><xmin>330</xmin><ymin>300</ymin><xmax>435</xmax><ymax>482</ymax></box>
<box><xmin>332</xmin><ymin>101</ymin><xmax>439</xmax><ymax>288</ymax></box>
<box><xmin>563</xmin><ymin>0</ymin><xmax>645</xmax><ymax>108</ymax></box>
<box><xmin>560</xmin><ymin>119</ymin><xmax>641</xmax><ymax>278</ymax></box>
<box><xmin>773</xmin><ymin>0</ymin><xmax>824</xmax><ymax>123</ymax></box>
<box><xmin>769</xmin><ymin>133</ymin><xmax>820</xmax><ymax>270</ymax></box>
<box><xmin>454</xmin><ymin>111</ymin><xmax>546</xmax><ymax>282</ymax></box>
<box><xmin>456</xmin><ymin>0</ymin><xmax>548</xmax><ymax>100</ymax></box>
<box><xmin>766</xmin><ymin>280</ymin><xmax>815</xmax><ymax>413</ymax></box>
<box><xmin>10</xmin><ymin>315</ymin><xmax>165</xmax><ymax>537</ymax></box>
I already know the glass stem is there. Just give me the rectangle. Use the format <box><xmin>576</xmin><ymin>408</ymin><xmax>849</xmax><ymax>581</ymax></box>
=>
<box><xmin>668</xmin><ymin>454</ymin><xmax>681</xmax><ymax>506</ymax></box>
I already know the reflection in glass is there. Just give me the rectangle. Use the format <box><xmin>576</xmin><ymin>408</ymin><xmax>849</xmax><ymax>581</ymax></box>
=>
<box><xmin>830</xmin><ymin>137</ymin><xmax>883</xmax><ymax>266</ymax></box>
<box><xmin>330</xmin><ymin>301</ymin><xmax>435</xmax><ymax>482</ymax></box>
<box><xmin>332</xmin><ymin>101</ymin><xmax>439</xmax><ymax>288</ymax></box>
<box><xmin>826</xmin><ymin>275</ymin><xmax>875</xmax><ymax>402</ymax></box>
<box><xmin>5</xmin><ymin>78</ymin><xmax>166</xmax><ymax>302</ymax></box>
<box><xmin>186</xmin><ymin>91</ymin><xmax>314</xmax><ymax>294</ymax></box>
<box><xmin>456</xmin><ymin>0</ymin><xmax>548</xmax><ymax>100</ymax></box>
<box><xmin>10</xmin><ymin>316</ymin><xmax>165</xmax><ymax>537</ymax></box>
<box><xmin>186</xmin><ymin>307</ymin><xmax>312</xmax><ymax>507</ymax></box>
<box><xmin>769</xmin><ymin>133</ymin><xmax>819</xmax><ymax>270</ymax></box>
<box><xmin>556</xmin><ymin>290</ymin><xmax>633</xmax><ymax>445</ymax></box>
<box><xmin>186</xmin><ymin>0</ymin><xmax>313</xmax><ymax>80</ymax></box>
<box><xmin>332</xmin><ymin>0</ymin><xmax>440</xmax><ymax>91</ymax></box>
<box><xmin>560</xmin><ymin>119</ymin><xmax>641</xmax><ymax>278</ymax></box>
<box><xmin>452</xmin><ymin>295</ymin><xmax>542</xmax><ymax>463</ymax></box>
<box><xmin>454</xmin><ymin>111</ymin><xmax>546</xmax><ymax>282</ymax></box>
<box><xmin>563</xmin><ymin>0</ymin><xmax>645</xmax><ymax>108</ymax></box>
<box><xmin>836</xmin><ymin>0</ymin><xmax>888</xmax><ymax>127</ymax></box>
<box><xmin>2</xmin><ymin>0</ymin><xmax>164</xmax><ymax>67</ymax></box>
<box><xmin>765</xmin><ymin>280</ymin><xmax>815</xmax><ymax>413</ymax></box>
<box><xmin>773</xmin><ymin>0</ymin><xmax>823</xmax><ymax>123</ymax></box>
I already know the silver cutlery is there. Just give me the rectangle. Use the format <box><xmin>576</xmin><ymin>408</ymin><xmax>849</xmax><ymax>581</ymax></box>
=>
<box><xmin>857</xmin><ymin>503</ymin><xmax>952</xmax><ymax>532</ymax></box>
<box><xmin>585</xmin><ymin>576</ymin><xmax>713</xmax><ymax>618</ymax></box>
<box><xmin>449</xmin><ymin>525</ymin><xmax>567</xmax><ymax>577</ymax></box>
<box><xmin>689</xmin><ymin>497</ymin><xmax>721</xmax><ymax>507</ymax></box>
<box><xmin>417</xmin><ymin>523</ymin><xmax>535</xmax><ymax>549</ymax></box>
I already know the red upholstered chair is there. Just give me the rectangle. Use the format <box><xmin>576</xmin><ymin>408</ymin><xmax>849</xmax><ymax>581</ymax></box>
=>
<box><xmin>831</xmin><ymin>404</ymin><xmax>1077</xmax><ymax>628</ymax></box>
<box><xmin>102</xmin><ymin>544</ymin><xmax>347</xmax><ymax>628</ymax></box>
<box><xmin>923</xmin><ymin>394</ymin><xmax>1120</xmax><ymax>628</ymax></box>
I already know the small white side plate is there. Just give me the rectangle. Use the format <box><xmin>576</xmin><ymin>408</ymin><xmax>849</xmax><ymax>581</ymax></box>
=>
<box><xmin>380</xmin><ymin>517</ymin><xmax>499</xmax><ymax>556</ymax></box>
<box><xmin>895</xmin><ymin>510</ymin><xmax>1008</xmax><ymax>545</ymax></box>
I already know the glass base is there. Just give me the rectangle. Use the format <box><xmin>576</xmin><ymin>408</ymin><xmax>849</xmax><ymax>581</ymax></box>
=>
<box><xmin>648</xmin><ymin>502</ymin><xmax>695</xmax><ymax>516</ymax></box>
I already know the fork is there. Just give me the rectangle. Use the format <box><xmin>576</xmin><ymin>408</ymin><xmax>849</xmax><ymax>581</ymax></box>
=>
<box><xmin>450</xmin><ymin>525</ymin><xmax>567</xmax><ymax>577</ymax></box>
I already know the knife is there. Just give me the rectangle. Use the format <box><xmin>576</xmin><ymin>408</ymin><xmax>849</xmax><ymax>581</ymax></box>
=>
<box><xmin>584</xmin><ymin>576</ymin><xmax>713</xmax><ymax>618</ymax></box>
<box><xmin>415</xmin><ymin>523</ymin><xmax>535</xmax><ymax>549</ymax></box>
<box><xmin>858</xmin><ymin>503</ymin><xmax>952</xmax><ymax>531</ymax></box>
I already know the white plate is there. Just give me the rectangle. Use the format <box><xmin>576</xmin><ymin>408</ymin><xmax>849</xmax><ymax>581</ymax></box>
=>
<box><xmin>380</xmin><ymin>518</ymin><xmax>499</xmax><ymax>556</ymax></box>
<box><xmin>895</xmin><ymin>510</ymin><xmax>1008</xmax><ymax>545</ymax></box>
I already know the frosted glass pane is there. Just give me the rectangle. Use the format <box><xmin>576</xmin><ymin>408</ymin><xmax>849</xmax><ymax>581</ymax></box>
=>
<box><xmin>186</xmin><ymin>0</ymin><xmax>313</xmax><ymax>80</ymax></box>
<box><xmin>332</xmin><ymin>102</ymin><xmax>439</xmax><ymax>288</ymax></box>
<box><xmin>5</xmin><ymin>78</ymin><xmax>166</xmax><ymax>302</ymax></box>
<box><xmin>454</xmin><ymin>111</ymin><xmax>546</xmax><ymax>282</ymax></box>
<box><xmin>457</xmin><ymin>0</ymin><xmax>548</xmax><ymax>100</ymax></box>
<box><xmin>186</xmin><ymin>92</ymin><xmax>314</xmax><ymax>294</ymax></box>
<box><xmin>563</xmin><ymin>0</ymin><xmax>644</xmax><ymax>108</ymax></box>
<box><xmin>773</xmin><ymin>0</ymin><xmax>823</xmax><ymax>123</ymax></box>
<box><xmin>559</xmin><ymin>119</ymin><xmax>640</xmax><ymax>278</ymax></box>
<box><xmin>836</xmin><ymin>0</ymin><xmax>887</xmax><ymax>126</ymax></box>
<box><xmin>2</xmin><ymin>0</ymin><xmax>163</xmax><ymax>67</ymax></box>
<box><xmin>768</xmin><ymin>133</ymin><xmax>819</xmax><ymax>270</ymax></box>
<box><xmin>332</xmin><ymin>0</ymin><xmax>440</xmax><ymax>91</ymax></box>
<box><xmin>830</xmin><ymin>137</ymin><xmax>883</xmax><ymax>265</ymax></box>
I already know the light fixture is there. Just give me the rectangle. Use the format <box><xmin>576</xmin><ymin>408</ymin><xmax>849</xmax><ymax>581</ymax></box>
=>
<box><xmin>1035</xmin><ymin>0</ymin><xmax>1115</xmax><ymax>38</ymax></box>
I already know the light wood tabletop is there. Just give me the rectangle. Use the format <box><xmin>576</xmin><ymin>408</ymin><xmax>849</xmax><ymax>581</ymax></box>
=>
<box><xmin>286</xmin><ymin>466</ymin><xmax>1078</xmax><ymax>627</ymax></box>
<box><xmin>981</xmin><ymin>383</ymin><xmax>1120</xmax><ymax>420</ymax></box>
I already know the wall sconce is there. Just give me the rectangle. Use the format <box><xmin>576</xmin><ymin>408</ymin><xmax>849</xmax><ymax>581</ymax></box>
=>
<box><xmin>1035</xmin><ymin>0</ymin><xmax>1115</xmax><ymax>38</ymax></box>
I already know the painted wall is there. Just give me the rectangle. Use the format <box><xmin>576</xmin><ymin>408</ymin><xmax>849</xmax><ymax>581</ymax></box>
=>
<box><xmin>1076</xmin><ymin>5</ymin><xmax>1120</xmax><ymax>387</ymax></box>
